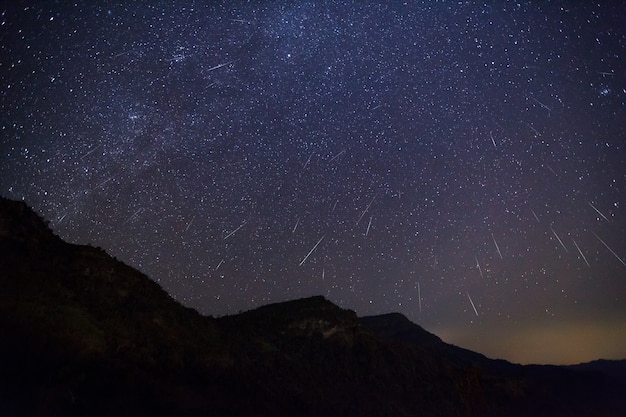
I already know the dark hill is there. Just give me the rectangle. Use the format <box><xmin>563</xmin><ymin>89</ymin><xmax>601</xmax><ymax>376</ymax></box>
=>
<box><xmin>360</xmin><ymin>313</ymin><xmax>492</xmax><ymax>366</ymax></box>
<box><xmin>0</xmin><ymin>197</ymin><xmax>624</xmax><ymax>416</ymax></box>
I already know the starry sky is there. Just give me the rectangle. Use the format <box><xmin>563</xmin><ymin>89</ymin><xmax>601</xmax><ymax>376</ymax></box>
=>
<box><xmin>1</xmin><ymin>1</ymin><xmax>625</xmax><ymax>365</ymax></box>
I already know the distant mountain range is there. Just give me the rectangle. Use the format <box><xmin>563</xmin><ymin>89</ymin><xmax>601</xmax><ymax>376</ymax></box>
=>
<box><xmin>1</xmin><ymin>197</ymin><xmax>624</xmax><ymax>416</ymax></box>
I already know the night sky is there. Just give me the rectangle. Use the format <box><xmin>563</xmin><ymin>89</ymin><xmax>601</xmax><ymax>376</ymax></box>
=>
<box><xmin>1</xmin><ymin>1</ymin><xmax>625</xmax><ymax>365</ymax></box>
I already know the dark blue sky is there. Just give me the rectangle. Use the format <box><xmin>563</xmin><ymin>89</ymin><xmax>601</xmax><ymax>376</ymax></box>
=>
<box><xmin>1</xmin><ymin>1</ymin><xmax>625</xmax><ymax>364</ymax></box>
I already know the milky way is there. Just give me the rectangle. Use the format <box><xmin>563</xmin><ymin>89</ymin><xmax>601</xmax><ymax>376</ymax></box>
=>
<box><xmin>1</xmin><ymin>2</ymin><xmax>625</xmax><ymax>364</ymax></box>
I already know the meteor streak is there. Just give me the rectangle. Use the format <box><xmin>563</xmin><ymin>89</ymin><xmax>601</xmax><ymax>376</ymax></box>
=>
<box><xmin>418</xmin><ymin>282</ymin><xmax>422</xmax><ymax>314</ymax></box>
<box><xmin>356</xmin><ymin>194</ymin><xmax>376</xmax><ymax>225</ymax></box>
<box><xmin>184</xmin><ymin>216</ymin><xmax>195</xmax><ymax>232</ymax></box>
<box><xmin>572</xmin><ymin>238</ymin><xmax>590</xmax><ymax>268</ymax></box>
<box><xmin>475</xmin><ymin>255</ymin><xmax>484</xmax><ymax>279</ymax></box>
<box><xmin>80</xmin><ymin>144</ymin><xmax>102</xmax><ymax>160</ymax></box>
<box><xmin>328</xmin><ymin>149</ymin><xmax>346</xmax><ymax>163</ymax></box>
<box><xmin>588</xmin><ymin>201</ymin><xmax>610</xmax><ymax>222</ymax></box>
<box><xmin>223</xmin><ymin>221</ymin><xmax>246</xmax><ymax>239</ymax></box>
<box><xmin>530</xmin><ymin>208</ymin><xmax>540</xmax><ymax>223</ymax></box>
<box><xmin>122</xmin><ymin>208</ymin><xmax>143</xmax><ymax>225</ymax></box>
<box><xmin>530</xmin><ymin>96</ymin><xmax>551</xmax><ymax>111</ymax></box>
<box><xmin>302</xmin><ymin>152</ymin><xmax>314</xmax><ymax>171</ymax></box>
<box><xmin>527</xmin><ymin>124</ymin><xmax>540</xmax><ymax>136</ymax></box>
<box><xmin>492</xmin><ymin>233</ymin><xmax>503</xmax><ymax>259</ymax></box>
<box><xmin>96</xmin><ymin>175</ymin><xmax>116</xmax><ymax>189</ymax></box>
<box><xmin>299</xmin><ymin>234</ymin><xmax>326</xmax><ymax>266</ymax></box>
<box><xmin>592</xmin><ymin>231</ymin><xmax>626</xmax><ymax>266</ymax></box>
<box><xmin>215</xmin><ymin>259</ymin><xmax>224</xmax><ymax>270</ymax></box>
<box><xmin>550</xmin><ymin>226</ymin><xmax>568</xmax><ymax>253</ymax></box>
<box><xmin>207</xmin><ymin>60</ymin><xmax>234</xmax><ymax>72</ymax></box>
<box><xmin>365</xmin><ymin>216</ymin><xmax>373</xmax><ymax>236</ymax></box>
<box><xmin>467</xmin><ymin>292</ymin><xmax>479</xmax><ymax>316</ymax></box>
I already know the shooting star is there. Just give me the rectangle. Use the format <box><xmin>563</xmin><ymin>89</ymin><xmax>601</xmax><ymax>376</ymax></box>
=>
<box><xmin>184</xmin><ymin>216</ymin><xmax>195</xmax><ymax>232</ymax></box>
<box><xmin>592</xmin><ymin>231</ymin><xmax>626</xmax><ymax>266</ymax></box>
<box><xmin>527</xmin><ymin>123</ymin><xmax>540</xmax><ymax>136</ymax></box>
<box><xmin>215</xmin><ymin>259</ymin><xmax>224</xmax><ymax>271</ymax></box>
<box><xmin>467</xmin><ymin>292</ymin><xmax>479</xmax><ymax>316</ymax></box>
<box><xmin>331</xmin><ymin>199</ymin><xmax>339</xmax><ymax>214</ymax></box>
<box><xmin>588</xmin><ymin>201</ymin><xmax>610</xmax><ymax>222</ymax></box>
<box><xmin>328</xmin><ymin>149</ymin><xmax>346</xmax><ymax>163</ymax></box>
<box><xmin>550</xmin><ymin>225</ymin><xmax>568</xmax><ymax>253</ymax></box>
<box><xmin>490</xmin><ymin>132</ymin><xmax>497</xmax><ymax>148</ymax></box>
<box><xmin>302</xmin><ymin>152</ymin><xmax>314</xmax><ymax>171</ymax></box>
<box><xmin>475</xmin><ymin>255</ymin><xmax>484</xmax><ymax>279</ymax></box>
<box><xmin>223</xmin><ymin>220</ymin><xmax>246</xmax><ymax>240</ymax></box>
<box><xmin>356</xmin><ymin>194</ymin><xmax>377</xmax><ymax>225</ymax></box>
<box><xmin>207</xmin><ymin>60</ymin><xmax>234</xmax><ymax>72</ymax></box>
<box><xmin>572</xmin><ymin>238</ymin><xmax>590</xmax><ymax>268</ymax></box>
<box><xmin>80</xmin><ymin>144</ymin><xmax>102</xmax><ymax>160</ymax></box>
<box><xmin>530</xmin><ymin>208</ymin><xmax>540</xmax><ymax>223</ymax></box>
<box><xmin>530</xmin><ymin>96</ymin><xmax>551</xmax><ymax>111</ymax></box>
<box><xmin>365</xmin><ymin>216</ymin><xmax>373</xmax><ymax>237</ymax></box>
<box><xmin>492</xmin><ymin>233</ymin><xmax>503</xmax><ymax>259</ymax></box>
<box><xmin>545</xmin><ymin>164</ymin><xmax>558</xmax><ymax>177</ymax></box>
<box><xmin>418</xmin><ymin>282</ymin><xmax>422</xmax><ymax>314</ymax></box>
<box><xmin>122</xmin><ymin>208</ymin><xmax>143</xmax><ymax>225</ymax></box>
<box><xmin>322</xmin><ymin>268</ymin><xmax>325</xmax><ymax>280</ymax></box>
<box><xmin>96</xmin><ymin>175</ymin><xmax>116</xmax><ymax>189</ymax></box>
<box><xmin>292</xmin><ymin>218</ymin><xmax>300</xmax><ymax>234</ymax></box>
<box><xmin>113</xmin><ymin>49</ymin><xmax>135</xmax><ymax>58</ymax></box>
<box><xmin>56</xmin><ymin>213</ymin><xmax>67</xmax><ymax>225</ymax></box>
<box><xmin>299</xmin><ymin>234</ymin><xmax>326</xmax><ymax>266</ymax></box>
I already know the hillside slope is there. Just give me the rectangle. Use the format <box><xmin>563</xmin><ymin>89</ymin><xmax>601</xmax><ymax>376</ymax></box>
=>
<box><xmin>0</xmin><ymin>197</ymin><xmax>624</xmax><ymax>416</ymax></box>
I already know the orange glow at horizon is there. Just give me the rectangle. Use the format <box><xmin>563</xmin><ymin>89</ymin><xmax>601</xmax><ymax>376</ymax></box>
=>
<box><xmin>435</xmin><ymin>316</ymin><xmax>626</xmax><ymax>365</ymax></box>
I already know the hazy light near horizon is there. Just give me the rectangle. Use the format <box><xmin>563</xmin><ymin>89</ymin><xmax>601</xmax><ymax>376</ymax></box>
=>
<box><xmin>437</xmin><ymin>316</ymin><xmax>626</xmax><ymax>365</ymax></box>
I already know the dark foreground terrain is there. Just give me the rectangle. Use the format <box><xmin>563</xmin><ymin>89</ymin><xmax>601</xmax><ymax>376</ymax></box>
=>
<box><xmin>1</xmin><ymin>197</ymin><xmax>624</xmax><ymax>416</ymax></box>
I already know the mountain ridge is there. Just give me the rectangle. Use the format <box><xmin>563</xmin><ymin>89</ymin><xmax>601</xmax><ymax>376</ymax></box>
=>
<box><xmin>1</xmin><ymin>197</ymin><xmax>624</xmax><ymax>416</ymax></box>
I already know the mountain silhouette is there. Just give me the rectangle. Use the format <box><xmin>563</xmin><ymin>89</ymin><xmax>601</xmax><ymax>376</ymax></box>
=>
<box><xmin>0</xmin><ymin>197</ymin><xmax>624</xmax><ymax>416</ymax></box>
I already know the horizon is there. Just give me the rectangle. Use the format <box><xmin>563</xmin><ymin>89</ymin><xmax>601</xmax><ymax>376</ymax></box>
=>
<box><xmin>2</xmin><ymin>194</ymin><xmax>625</xmax><ymax>367</ymax></box>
